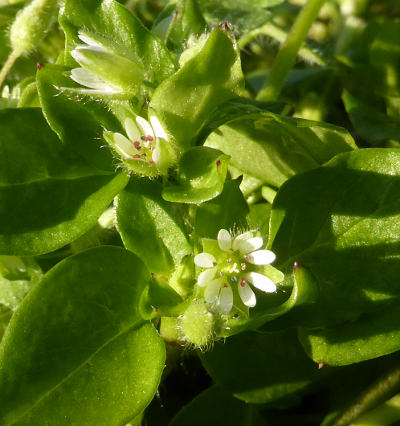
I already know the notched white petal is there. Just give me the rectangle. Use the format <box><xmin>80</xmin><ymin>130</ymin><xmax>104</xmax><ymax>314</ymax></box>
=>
<box><xmin>238</xmin><ymin>282</ymin><xmax>256</xmax><ymax>307</ymax></box>
<box><xmin>245</xmin><ymin>250</ymin><xmax>276</xmax><ymax>265</ymax></box>
<box><xmin>78</xmin><ymin>31</ymin><xmax>103</xmax><ymax>48</ymax></box>
<box><xmin>152</xmin><ymin>147</ymin><xmax>160</xmax><ymax>165</ymax></box>
<box><xmin>113</xmin><ymin>133</ymin><xmax>137</xmax><ymax>158</ymax></box>
<box><xmin>194</xmin><ymin>252</ymin><xmax>216</xmax><ymax>268</ymax></box>
<box><xmin>198</xmin><ymin>267</ymin><xmax>217</xmax><ymax>287</ymax></box>
<box><xmin>70</xmin><ymin>68</ymin><xmax>115</xmax><ymax>92</ymax></box>
<box><xmin>124</xmin><ymin>117</ymin><xmax>141</xmax><ymax>142</ymax></box>
<box><xmin>149</xmin><ymin>115</ymin><xmax>168</xmax><ymax>140</ymax></box>
<box><xmin>239</xmin><ymin>237</ymin><xmax>263</xmax><ymax>254</ymax></box>
<box><xmin>204</xmin><ymin>279</ymin><xmax>223</xmax><ymax>303</ymax></box>
<box><xmin>232</xmin><ymin>231</ymin><xmax>253</xmax><ymax>251</ymax></box>
<box><xmin>219</xmin><ymin>285</ymin><xmax>233</xmax><ymax>315</ymax></box>
<box><xmin>246</xmin><ymin>272</ymin><xmax>277</xmax><ymax>293</ymax></box>
<box><xmin>217</xmin><ymin>229</ymin><xmax>232</xmax><ymax>251</ymax></box>
<box><xmin>136</xmin><ymin>116</ymin><xmax>154</xmax><ymax>138</ymax></box>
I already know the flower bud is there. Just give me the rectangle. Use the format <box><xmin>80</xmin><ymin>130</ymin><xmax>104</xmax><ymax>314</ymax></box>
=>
<box><xmin>179</xmin><ymin>300</ymin><xmax>216</xmax><ymax>348</ymax></box>
<box><xmin>10</xmin><ymin>0</ymin><xmax>58</xmax><ymax>54</ymax></box>
<box><xmin>70</xmin><ymin>32</ymin><xmax>144</xmax><ymax>97</ymax></box>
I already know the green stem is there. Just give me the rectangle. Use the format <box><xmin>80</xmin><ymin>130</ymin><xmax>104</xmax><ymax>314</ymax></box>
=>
<box><xmin>331</xmin><ymin>364</ymin><xmax>400</xmax><ymax>426</ymax></box>
<box><xmin>256</xmin><ymin>0</ymin><xmax>326</xmax><ymax>102</ymax></box>
<box><xmin>0</xmin><ymin>49</ymin><xmax>21</xmax><ymax>90</ymax></box>
<box><xmin>239</xmin><ymin>22</ymin><xmax>327</xmax><ymax>66</ymax></box>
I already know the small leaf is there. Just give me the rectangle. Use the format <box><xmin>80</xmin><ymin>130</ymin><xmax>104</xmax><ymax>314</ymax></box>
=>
<box><xmin>195</xmin><ymin>179</ymin><xmax>249</xmax><ymax>238</ymax></box>
<box><xmin>150</xmin><ymin>26</ymin><xmax>245</xmax><ymax>151</ymax></box>
<box><xmin>117</xmin><ymin>177</ymin><xmax>192</xmax><ymax>276</ymax></box>
<box><xmin>37</xmin><ymin>64</ymin><xmax>120</xmax><ymax>171</ymax></box>
<box><xmin>343</xmin><ymin>91</ymin><xmax>400</xmax><ymax>143</ymax></box>
<box><xmin>162</xmin><ymin>146</ymin><xmax>230</xmax><ymax>203</ymax></box>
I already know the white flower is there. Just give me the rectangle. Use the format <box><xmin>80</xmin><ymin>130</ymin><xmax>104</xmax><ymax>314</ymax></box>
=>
<box><xmin>104</xmin><ymin>114</ymin><xmax>170</xmax><ymax>171</ymax></box>
<box><xmin>194</xmin><ymin>229</ymin><xmax>281</xmax><ymax>315</ymax></box>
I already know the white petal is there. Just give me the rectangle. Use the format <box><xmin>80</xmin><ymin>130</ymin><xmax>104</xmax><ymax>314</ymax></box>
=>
<box><xmin>78</xmin><ymin>31</ymin><xmax>103</xmax><ymax>48</ymax></box>
<box><xmin>245</xmin><ymin>250</ymin><xmax>276</xmax><ymax>265</ymax></box>
<box><xmin>136</xmin><ymin>116</ymin><xmax>154</xmax><ymax>138</ymax></box>
<box><xmin>217</xmin><ymin>229</ymin><xmax>232</xmax><ymax>251</ymax></box>
<box><xmin>124</xmin><ymin>117</ymin><xmax>141</xmax><ymax>142</ymax></box>
<box><xmin>149</xmin><ymin>115</ymin><xmax>168</xmax><ymax>140</ymax></box>
<box><xmin>219</xmin><ymin>285</ymin><xmax>233</xmax><ymax>315</ymax></box>
<box><xmin>245</xmin><ymin>272</ymin><xmax>277</xmax><ymax>293</ymax></box>
<box><xmin>194</xmin><ymin>252</ymin><xmax>216</xmax><ymax>268</ymax></box>
<box><xmin>112</xmin><ymin>133</ymin><xmax>136</xmax><ymax>157</ymax></box>
<box><xmin>232</xmin><ymin>231</ymin><xmax>253</xmax><ymax>251</ymax></box>
<box><xmin>152</xmin><ymin>147</ymin><xmax>160</xmax><ymax>165</ymax></box>
<box><xmin>239</xmin><ymin>237</ymin><xmax>263</xmax><ymax>254</ymax></box>
<box><xmin>238</xmin><ymin>281</ymin><xmax>256</xmax><ymax>307</ymax></box>
<box><xmin>70</xmin><ymin>68</ymin><xmax>116</xmax><ymax>92</ymax></box>
<box><xmin>198</xmin><ymin>267</ymin><xmax>217</xmax><ymax>287</ymax></box>
<box><xmin>204</xmin><ymin>279</ymin><xmax>223</xmax><ymax>304</ymax></box>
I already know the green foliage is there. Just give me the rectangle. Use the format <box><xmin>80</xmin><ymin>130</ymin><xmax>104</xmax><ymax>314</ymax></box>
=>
<box><xmin>1</xmin><ymin>0</ymin><xmax>400</xmax><ymax>424</ymax></box>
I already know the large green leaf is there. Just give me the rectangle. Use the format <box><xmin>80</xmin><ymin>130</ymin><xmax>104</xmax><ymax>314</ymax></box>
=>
<box><xmin>200</xmin><ymin>328</ymin><xmax>321</xmax><ymax>404</ymax></box>
<box><xmin>116</xmin><ymin>177</ymin><xmax>191</xmax><ymax>276</ymax></box>
<box><xmin>269</xmin><ymin>148</ymin><xmax>400</xmax><ymax>327</ymax></box>
<box><xmin>299</xmin><ymin>299</ymin><xmax>400</xmax><ymax>366</ymax></box>
<box><xmin>150</xmin><ymin>26</ymin><xmax>245</xmax><ymax>151</ymax></box>
<box><xmin>60</xmin><ymin>0</ymin><xmax>177</xmax><ymax>86</ymax></box>
<box><xmin>205</xmin><ymin>112</ymin><xmax>357</xmax><ymax>188</ymax></box>
<box><xmin>0</xmin><ymin>108</ymin><xmax>129</xmax><ymax>255</ymax></box>
<box><xmin>0</xmin><ymin>246</ymin><xmax>165</xmax><ymax>425</ymax></box>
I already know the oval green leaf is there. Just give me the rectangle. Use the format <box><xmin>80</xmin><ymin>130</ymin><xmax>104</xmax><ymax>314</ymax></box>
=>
<box><xmin>269</xmin><ymin>148</ymin><xmax>400</xmax><ymax>327</ymax></box>
<box><xmin>0</xmin><ymin>246</ymin><xmax>165</xmax><ymax>425</ymax></box>
<box><xmin>0</xmin><ymin>108</ymin><xmax>129</xmax><ymax>255</ymax></box>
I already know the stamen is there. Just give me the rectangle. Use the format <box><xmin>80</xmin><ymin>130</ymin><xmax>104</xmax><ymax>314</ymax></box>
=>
<box><xmin>133</xmin><ymin>154</ymin><xmax>141</xmax><ymax>159</ymax></box>
<box><xmin>216</xmin><ymin>159</ymin><xmax>221</xmax><ymax>166</ymax></box>
<box><xmin>240</xmin><ymin>278</ymin><xmax>247</xmax><ymax>287</ymax></box>
<box><xmin>134</xmin><ymin>141</ymin><xmax>141</xmax><ymax>150</ymax></box>
<box><xmin>231</xmin><ymin>276</ymin><xmax>238</xmax><ymax>283</ymax></box>
<box><xmin>140</xmin><ymin>136</ymin><xmax>147</xmax><ymax>141</ymax></box>
<box><xmin>227</xmin><ymin>258</ymin><xmax>232</xmax><ymax>264</ymax></box>
<box><xmin>219</xmin><ymin>271</ymin><xmax>224</xmax><ymax>277</ymax></box>
<box><xmin>241</xmin><ymin>263</ymin><xmax>247</xmax><ymax>271</ymax></box>
<box><xmin>244</xmin><ymin>255</ymin><xmax>250</xmax><ymax>261</ymax></box>
<box><xmin>141</xmin><ymin>153</ymin><xmax>147</xmax><ymax>158</ymax></box>
<box><xmin>146</xmin><ymin>135</ymin><xmax>154</xmax><ymax>141</ymax></box>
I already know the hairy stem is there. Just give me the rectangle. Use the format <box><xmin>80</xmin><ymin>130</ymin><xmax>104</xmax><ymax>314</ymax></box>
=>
<box><xmin>256</xmin><ymin>0</ymin><xmax>326</xmax><ymax>102</ymax></box>
<box><xmin>0</xmin><ymin>50</ymin><xmax>21</xmax><ymax>90</ymax></box>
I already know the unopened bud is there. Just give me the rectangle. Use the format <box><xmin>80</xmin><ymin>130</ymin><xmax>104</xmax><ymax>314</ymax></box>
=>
<box><xmin>10</xmin><ymin>0</ymin><xmax>58</xmax><ymax>54</ymax></box>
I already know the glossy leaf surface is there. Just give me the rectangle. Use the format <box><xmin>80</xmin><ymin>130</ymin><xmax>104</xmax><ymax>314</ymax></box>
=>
<box><xmin>269</xmin><ymin>149</ymin><xmax>400</xmax><ymax>327</ymax></box>
<box><xmin>150</xmin><ymin>27</ymin><xmax>245</xmax><ymax>151</ymax></box>
<box><xmin>0</xmin><ymin>246</ymin><xmax>165</xmax><ymax>425</ymax></box>
<box><xmin>0</xmin><ymin>108</ymin><xmax>129</xmax><ymax>255</ymax></box>
<box><xmin>117</xmin><ymin>177</ymin><xmax>191</xmax><ymax>276</ymax></box>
